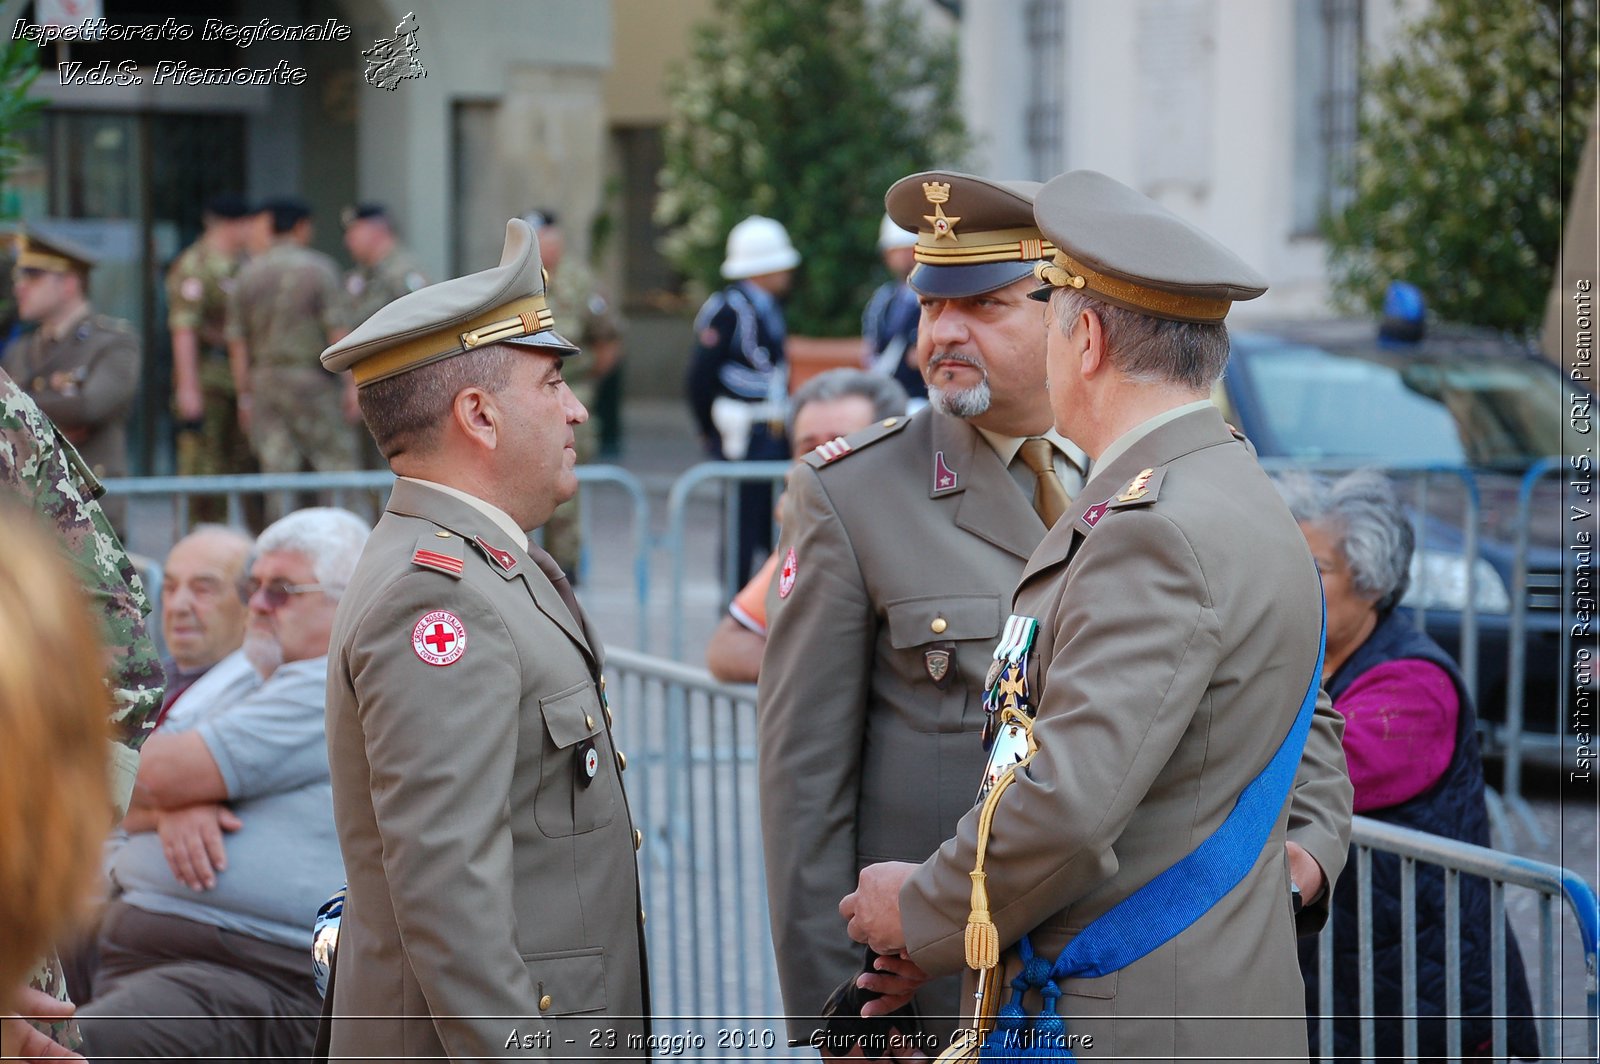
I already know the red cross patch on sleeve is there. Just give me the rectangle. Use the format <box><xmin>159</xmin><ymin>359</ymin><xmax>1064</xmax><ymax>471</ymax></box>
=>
<box><xmin>412</xmin><ymin>610</ymin><xmax>467</xmax><ymax>666</ymax></box>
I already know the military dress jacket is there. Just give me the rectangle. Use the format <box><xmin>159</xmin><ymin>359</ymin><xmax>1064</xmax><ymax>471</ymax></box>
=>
<box><xmin>758</xmin><ymin>408</ymin><xmax>1050</xmax><ymax>1042</ymax></box>
<box><xmin>1</xmin><ymin>311</ymin><xmax>139</xmax><ymax>479</ymax></box>
<box><xmin>324</xmin><ymin>479</ymin><xmax>648</xmax><ymax>1059</ymax></box>
<box><xmin>900</xmin><ymin>405</ymin><xmax>1353</xmax><ymax>1063</ymax></box>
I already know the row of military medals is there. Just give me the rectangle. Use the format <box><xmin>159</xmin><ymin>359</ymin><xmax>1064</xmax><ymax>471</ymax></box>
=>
<box><xmin>978</xmin><ymin>615</ymin><xmax>1041</xmax><ymax>803</ymax></box>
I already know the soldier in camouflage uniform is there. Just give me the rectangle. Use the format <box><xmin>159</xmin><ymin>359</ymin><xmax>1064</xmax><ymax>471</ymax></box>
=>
<box><xmin>167</xmin><ymin>194</ymin><xmax>255</xmax><ymax>488</ymax></box>
<box><xmin>524</xmin><ymin>210</ymin><xmax>622</xmax><ymax>579</ymax></box>
<box><xmin>340</xmin><ymin>204</ymin><xmax>431</xmax><ymax>470</ymax></box>
<box><xmin>226</xmin><ymin>198</ymin><xmax>358</xmax><ymax>492</ymax></box>
<box><xmin>1</xmin><ymin>367</ymin><xmax>164</xmax><ymax>1051</ymax></box>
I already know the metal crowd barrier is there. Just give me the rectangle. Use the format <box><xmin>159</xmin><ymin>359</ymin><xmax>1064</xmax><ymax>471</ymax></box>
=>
<box><xmin>603</xmin><ymin>649</ymin><xmax>1598</xmax><ymax>1059</ymax></box>
<box><xmin>102</xmin><ymin>465</ymin><xmax>655</xmax><ymax>650</ymax></box>
<box><xmin>661</xmin><ymin>460</ymin><xmax>791</xmax><ymax>660</ymax></box>
<box><xmin>1312</xmin><ymin>816</ymin><xmax>1599</xmax><ymax>1063</ymax></box>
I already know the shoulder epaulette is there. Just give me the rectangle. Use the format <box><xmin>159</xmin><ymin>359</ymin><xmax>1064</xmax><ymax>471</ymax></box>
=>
<box><xmin>801</xmin><ymin>415</ymin><xmax>912</xmax><ymax>470</ymax></box>
<box><xmin>411</xmin><ymin>530</ymin><xmax>465</xmax><ymax>578</ymax></box>
<box><xmin>1106</xmin><ymin>466</ymin><xmax>1166</xmax><ymax>510</ymax></box>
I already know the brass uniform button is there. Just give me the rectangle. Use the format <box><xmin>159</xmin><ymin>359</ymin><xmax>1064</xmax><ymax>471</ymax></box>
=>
<box><xmin>930</xmin><ymin>617</ymin><xmax>948</xmax><ymax>634</ymax></box>
<box><xmin>585</xmin><ymin>714</ymin><xmax>595</xmax><ymax>729</ymax></box>
<box><xmin>434</xmin><ymin>530</ymin><xmax>451</xmax><ymax>538</ymax></box>
<box><xmin>599</xmin><ymin>675</ymin><xmax>607</xmax><ymax>693</ymax></box>
<box><xmin>604</xmin><ymin>706</ymin><xmax>614</xmax><ymax>728</ymax></box>
<box><xmin>640</xmin><ymin>910</ymin><xmax>647</xmax><ymax>926</ymax></box>
<box><xmin>634</xmin><ymin>828</ymin><xmax>643</xmax><ymax>851</ymax></box>
<box><xmin>539</xmin><ymin>994</ymin><xmax>553</xmax><ymax>1011</ymax></box>
<box><xmin>615</xmin><ymin>750</ymin><xmax>627</xmax><ymax>772</ymax></box>
<box><xmin>883</xmin><ymin>417</ymin><xmax>898</xmax><ymax>427</ymax></box>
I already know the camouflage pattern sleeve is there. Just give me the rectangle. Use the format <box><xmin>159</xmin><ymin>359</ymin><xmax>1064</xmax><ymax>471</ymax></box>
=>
<box><xmin>0</xmin><ymin>371</ymin><xmax>163</xmax><ymax>760</ymax></box>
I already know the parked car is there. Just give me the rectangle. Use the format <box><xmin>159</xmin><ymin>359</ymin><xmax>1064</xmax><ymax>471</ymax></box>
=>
<box><xmin>1215</xmin><ymin>317</ymin><xmax>1584</xmax><ymax>757</ymax></box>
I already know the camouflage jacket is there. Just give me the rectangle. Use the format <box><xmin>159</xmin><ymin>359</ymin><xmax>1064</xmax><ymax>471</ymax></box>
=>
<box><xmin>340</xmin><ymin>244</ymin><xmax>429</xmax><ymax>333</ymax></box>
<box><xmin>0</xmin><ymin>369</ymin><xmax>163</xmax><ymax>763</ymax></box>
<box><xmin>546</xmin><ymin>259</ymin><xmax>622</xmax><ymax>391</ymax></box>
<box><xmin>225</xmin><ymin>240</ymin><xmax>343</xmax><ymax>369</ymax></box>
<box><xmin>167</xmin><ymin>237</ymin><xmax>243</xmax><ymax>352</ymax></box>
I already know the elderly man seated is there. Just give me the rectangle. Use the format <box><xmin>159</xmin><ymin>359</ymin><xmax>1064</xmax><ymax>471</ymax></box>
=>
<box><xmin>155</xmin><ymin>523</ymin><xmax>254</xmax><ymax>724</ymax></box>
<box><xmin>66</xmin><ymin>508</ymin><xmax>369</xmax><ymax>1061</ymax></box>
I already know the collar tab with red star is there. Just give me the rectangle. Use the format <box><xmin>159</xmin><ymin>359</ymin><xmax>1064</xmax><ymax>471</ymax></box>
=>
<box><xmin>471</xmin><ymin>533</ymin><xmax>521</xmax><ymax>577</ymax></box>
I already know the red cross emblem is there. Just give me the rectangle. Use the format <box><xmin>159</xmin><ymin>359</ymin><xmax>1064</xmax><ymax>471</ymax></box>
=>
<box><xmin>778</xmin><ymin>547</ymin><xmax>798</xmax><ymax>599</ymax></box>
<box><xmin>412</xmin><ymin>610</ymin><xmax>467</xmax><ymax>666</ymax></box>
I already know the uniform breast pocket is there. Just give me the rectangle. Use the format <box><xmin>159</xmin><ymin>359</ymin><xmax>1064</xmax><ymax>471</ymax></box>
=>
<box><xmin>535</xmin><ymin>682</ymin><xmax>617</xmax><ymax>838</ymax></box>
<box><xmin>883</xmin><ymin>594</ymin><xmax>1003</xmax><ymax>732</ymax></box>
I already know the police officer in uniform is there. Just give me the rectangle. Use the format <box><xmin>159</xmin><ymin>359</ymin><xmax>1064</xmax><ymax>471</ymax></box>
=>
<box><xmin>686</xmin><ymin>215</ymin><xmax>800</xmax><ymax>588</ymax></box>
<box><xmin>842</xmin><ymin>171</ymin><xmax>1353</xmax><ymax>1062</ymax></box>
<box><xmin>525</xmin><ymin>209</ymin><xmax>622</xmax><ymax>580</ymax></box>
<box><xmin>167</xmin><ymin>194</ymin><xmax>256</xmax><ymax>486</ymax></box>
<box><xmin>2</xmin><ymin>228</ymin><xmax>140</xmax><ymax>484</ymax></box>
<box><xmin>226</xmin><ymin>198</ymin><xmax>357</xmax><ymax>485</ymax></box>
<box><xmin>758</xmin><ymin>173</ymin><xmax>1087</xmax><ymax>1051</ymax></box>
<box><xmin>318</xmin><ymin>217</ymin><xmax>649</xmax><ymax>1058</ymax></box>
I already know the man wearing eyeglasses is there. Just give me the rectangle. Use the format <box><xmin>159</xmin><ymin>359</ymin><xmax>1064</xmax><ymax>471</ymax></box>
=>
<box><xmin>66</xmin><ymin>507</ymin><xmax>369</xmax><ymax>1061</ymax></box>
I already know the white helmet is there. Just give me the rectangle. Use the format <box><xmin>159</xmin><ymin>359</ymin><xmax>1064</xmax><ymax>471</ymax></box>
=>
<box><xmin>720</xmin><ymin>215</ymin><xmax>801</xmax><ymax>280</ymax></box>
<box><xmin>877</xmin><ymin>212</ymin><xmax>918</xmax><ymax>251</ymax></box>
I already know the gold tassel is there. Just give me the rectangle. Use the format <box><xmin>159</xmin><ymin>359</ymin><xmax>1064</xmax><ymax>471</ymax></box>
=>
<box><xmin>965</xmin><ymin>870</ymin><xmax>1000</xmax><ymax>969</ymax></box>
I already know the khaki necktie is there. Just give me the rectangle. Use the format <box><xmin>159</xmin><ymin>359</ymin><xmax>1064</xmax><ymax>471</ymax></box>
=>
<box><xmin>1018</xmin><ymin>437</ymin><xmax>1071</xmax><ymax>527</ymax></box>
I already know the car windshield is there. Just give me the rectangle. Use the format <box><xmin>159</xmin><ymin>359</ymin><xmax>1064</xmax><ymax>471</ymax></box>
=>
<box><xmin>1230</xmin><ymin>336</ymin><xmax>1568</xmax><ymax>466</ymax></box>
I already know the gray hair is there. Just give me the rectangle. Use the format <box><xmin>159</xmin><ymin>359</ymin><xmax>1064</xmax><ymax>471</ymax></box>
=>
<box><xmin>254</xmin><ymin>508</ymin><xmax>371</xmax><ymax>601</ymax></box>
<box><xmin>785</xmin><ymin>368</ymin><xmax>909</xmax><ymax>439</ymax></box>
<box><xmin>356</xmin><ymin>345</ymin><xmax>518</xmax><ymax>458</ymax></box>
<box><xmin>1274</xmin><ymin>469</ymin><xmax>1415</xmax><ymax>613</ymax></box>
<box><xmin>1049</xmin><ymin>287</ymin><xmax>1232</xmax><ymax>389</ymax></box>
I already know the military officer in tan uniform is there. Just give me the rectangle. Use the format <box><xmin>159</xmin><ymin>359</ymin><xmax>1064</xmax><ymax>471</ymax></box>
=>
<box><xmin>842</xmin><ymin>171</ymin><xmax>1354</xmax><ymax>1062</ymax></box>
<box><xmin>2</xmin><ymin>228</ymin><xmax>139</xmax><ymax>482</ymax></box>
<box><xmin>226</xmin><ymin>197</ymin><xmax>358</xmax><ymax>480</ymax></box>
<box><xmin>758</xmin><ymin>172</ymin><xmax>1089</xmax><ymax>1050</ymax></box>
<box><xmin>319</xmin><ymin>217</ymin><xmax>648</xmax><ymax>1058</ymax></box>
<box><xmin>167</xmin><ymin>194</ymin><xmax>255</xmax><ymax>483</ymax></box>
<box><xmin>524</xmin><ymin>209</ymin><xmax>622</xmax><ymax>580</ymax></box>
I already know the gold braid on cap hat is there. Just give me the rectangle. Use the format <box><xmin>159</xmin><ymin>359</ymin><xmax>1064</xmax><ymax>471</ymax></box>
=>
<box><xmin>1032</xmin><ymin>250</ymin><xmax>1232</xmax><ymax>323</ymax></box>
<box><xmin>915</xmin><ymin>226</ymin><xmax>1055</xmax><ymax>266</ymax></box>
<box><xmin>349</xmin><ymin>295</ymin><xmax>556</xmax><ymax>386</ymax></box>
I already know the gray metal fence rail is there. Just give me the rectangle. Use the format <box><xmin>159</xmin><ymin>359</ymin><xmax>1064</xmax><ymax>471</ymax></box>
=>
<box><xmin>605</xmin><ymin>649</ymin><xmax>1598</xmax><ymax>1059</ymax></box>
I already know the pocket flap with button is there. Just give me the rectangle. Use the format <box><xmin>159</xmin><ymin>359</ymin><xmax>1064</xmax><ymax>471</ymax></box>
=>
<box><xmin>522</xmin><ymin>946</ymin><xmax>607</xmax><ymax>1015</ymax></box>
<box><xmin>884</xmin><ymin>594</ymin><xmax>1002</xmax><ymax>650</ymax></box>
<box><xmin>539</xmin><ymin>682</ymin><xmax>603</xmax><ymax>749</ymax></box>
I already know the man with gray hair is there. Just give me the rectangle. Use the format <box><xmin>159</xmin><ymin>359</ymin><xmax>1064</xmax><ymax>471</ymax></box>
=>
<box><xmin>69</xmin><ymin>507</ymin><xmax>368</xmax><ymax>1061</ymax></box>
<box><xmin>705</xmin><ymin>367</ymin><xmax>907</xmax><ymax>683</ymax></box>
<box><xmin>844</xmin><ymin>171</ymin><xmax>1352</xmax><ymax>1061</ymax></box>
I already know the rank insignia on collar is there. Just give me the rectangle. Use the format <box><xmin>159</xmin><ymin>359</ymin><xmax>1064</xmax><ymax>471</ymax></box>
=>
<box><xmin>933</xmin><ymin>450</ymin><xmax>958</xmax><ymax>492</ymax></box>
<box><xmin>474</xmin><ymin>535</ymin><xmax>518</xmax><ymax>571</ymax></box>
<box><xmin>1117</xmin><ymin>468</ymin><xmax>1156</xmax><ymax>503</ymax></box>
<box><xmin>1080</xmin><ymin>499</ymin><xmax>1111</xmax><ymax>529</ymax></box>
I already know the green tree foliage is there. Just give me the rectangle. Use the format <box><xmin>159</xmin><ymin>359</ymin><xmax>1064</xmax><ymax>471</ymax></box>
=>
<box><xmin>656</xmin><ymin>0</ymin><xmax>967</xmax><ymax>335</ymax></box>
<box><xmin>0</xmin><ymin>37</ymin><xmax>39</xmax><ymax>204</ymax></box>
<box><xmin>1326</xmin><ymin>0</ymin><xmax>1596</xmax><ymax>333</ymax></box>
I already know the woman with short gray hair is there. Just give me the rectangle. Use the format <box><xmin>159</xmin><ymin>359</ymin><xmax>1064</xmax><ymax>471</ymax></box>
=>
<box><xmin>1275</xmin><ymin>469</ymin><xmax>1537</xmax><ymax>1061</ymax></box>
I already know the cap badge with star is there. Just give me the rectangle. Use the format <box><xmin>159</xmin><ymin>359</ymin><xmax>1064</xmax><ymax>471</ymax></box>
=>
<box><xmin>885</xmin><ymin>170</ymin><xmax>1055</xmax><ymax>300</ymax></box>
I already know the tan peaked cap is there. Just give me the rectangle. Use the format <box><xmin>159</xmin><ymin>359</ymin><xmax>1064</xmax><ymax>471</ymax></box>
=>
<box><xmin>322</xmin><ymin>217</ymin><xmax>576</xmax><ymax>387</ymax></box>
<box><xmin>1030</xmin><ymin>170</ymin><xmax>1267</xmax><ymax>323</ymax></box>
<box><xmin>885</xmin><ymin>170</ymin><xmax>1052</xmax><ymax>298</ymax></box>
<box><xmin>11</xmin><ymin>225</ymin><xmax>98</xmax><ymax>274</ymax></box>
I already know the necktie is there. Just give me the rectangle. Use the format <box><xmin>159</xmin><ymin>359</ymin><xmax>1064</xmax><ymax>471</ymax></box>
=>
<box><xmin>1018</xmin><ymin>437</ymin><xmax>1071</xmax><ymax>527</ymax></box>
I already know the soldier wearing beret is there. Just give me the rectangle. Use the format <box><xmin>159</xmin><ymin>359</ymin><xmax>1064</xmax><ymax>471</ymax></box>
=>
<box><xmin>758</xmin><ymin>172</ymin><xmax>1088</xmax><ymax>1051</ymax></box>
<box><xmin>319</xmin><ymin>218</ymin><xmax>648</xmax><ymax>1058</ymax></box>
<box><xmin>842</xmin><ymin>171</ymin><xmax>1354</xmax><ymax>1062</ymax></box>
<box><xmin>226</xmin><ymin>198</ymin><xmax>358</xmax><ymax>492</ymax></box>
<box><xmin>2</xmin><ymin>228</ymin><xmax>140</xmax><ymax>485</ymax></box>
<box><xmin>168</xmin><ymin>194</ymin><xmax>257</xmax><ymax>490</ymax></box>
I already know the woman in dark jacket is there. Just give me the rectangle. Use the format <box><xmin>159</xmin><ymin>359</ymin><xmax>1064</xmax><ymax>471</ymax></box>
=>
<box><xmin>1278</xmin><ymin>470</ymin><xmax>1538</xmax><ymax>1062</ymax></box>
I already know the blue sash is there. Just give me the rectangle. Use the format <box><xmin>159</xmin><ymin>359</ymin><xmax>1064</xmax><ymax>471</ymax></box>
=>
<box><xmin>980</xmin><ymin>606</ymin><xmax>1327</xmax><ymax>1061</ymax></box>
